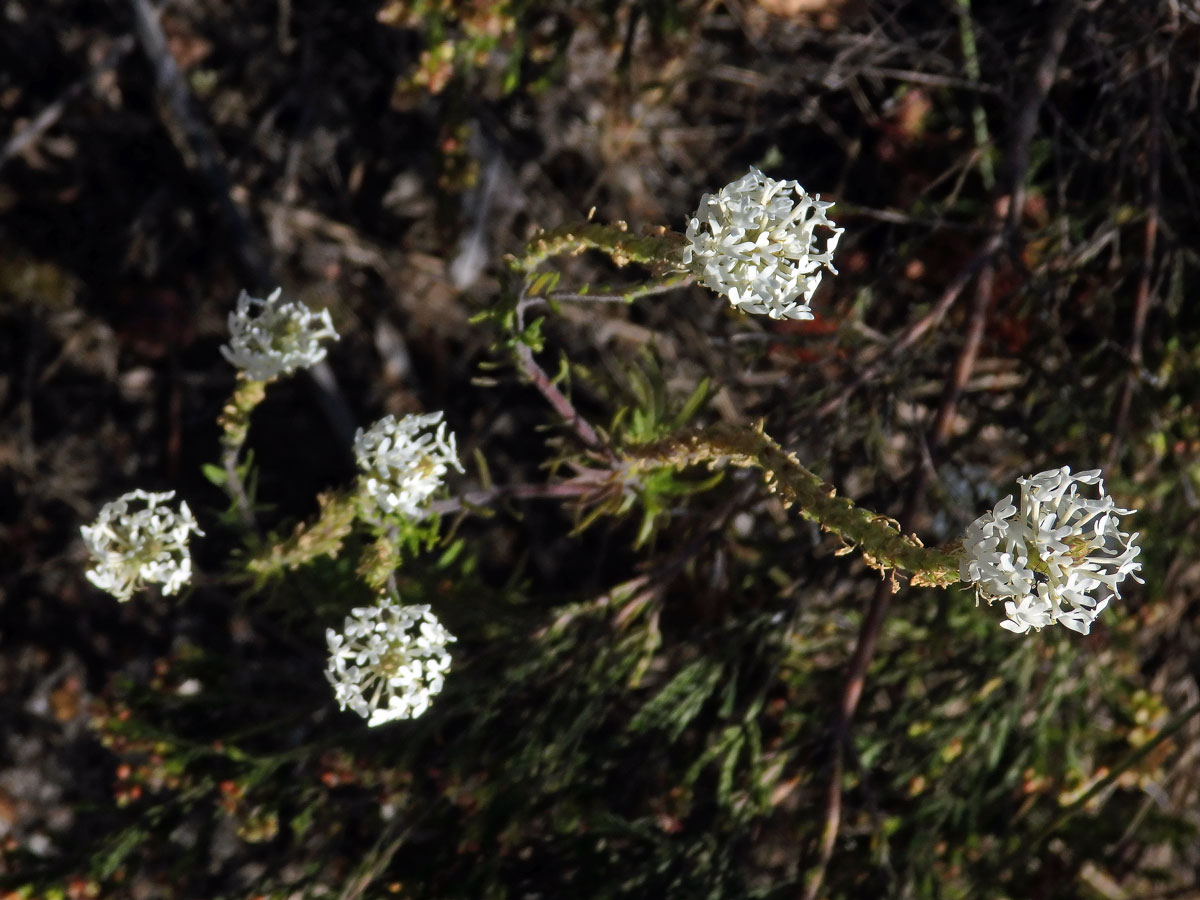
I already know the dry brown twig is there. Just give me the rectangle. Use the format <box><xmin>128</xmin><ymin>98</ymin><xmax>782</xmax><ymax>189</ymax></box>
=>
<box><xmin>1107</xmin><ymin>48</ymin><xmax>1164</xmax><ymax>472</ymax></box>
<box><xmin>803</xmin><ymin>3</ymin><xmax>1077</xmax><ymax>896</ymax></box>
<box><xmin>426</xmin><ymin>481</ymin><xmax>599</xmax><ymax>517</ymax></box>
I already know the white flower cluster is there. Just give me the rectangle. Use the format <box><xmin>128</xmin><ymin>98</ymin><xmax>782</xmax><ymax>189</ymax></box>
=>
<box><xmin>354</xmin><ymin>412</ymin><xmax>463</xmax><ymax>518</ymax></box>
<box><xmin>81</xmin><ymin>489</ymin><xmax>204</xmax><ymax>602</ymax></box>
<box><xmin>220</xmin><ymin>287</ymin><xmax>339</xmax><ymax>381</ymax></box>
<box><xmin>325</xmin><ymin>597</ymin><xmax>455</xmax><ymax>726</ymax></box>
<box><xmin>683</xmin><ymin>167</ymin><xmax>843</xmax><ymax>320</ymax></box>
<box><xmin>961</xmin><ymin>467</ymin><xmax>1142</xmax><ymax>635</ymax></box>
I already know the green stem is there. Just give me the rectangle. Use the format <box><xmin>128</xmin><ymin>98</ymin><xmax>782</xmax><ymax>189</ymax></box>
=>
<box><xmin>546</xmin><ymin>269</ymin><xmax>695</xmax><ymax>305</ymax></box>
<box><xmin>511</xmin><ymin>222</ymin><xmax>687</xmax><ymax>273</ymax></box>
<box><xmin>626</xmin><ymin>424</ymin><xmax>961</xmax><ymax>586</ymax></box>
<box><xmin>358</xmin><ymin>526</ymin><xmax>403</xmax><ymax>590</ymax></box>
<box><xmin>218</xmin><ymin>375</ymin><xmax>269</xmax><ymax>530</ymax></box>
<box><xmin>956</xmin><ymin>0</ymin><xmax>995</xmax><ymax>189</ymax></box>
<box><xmin>247</xmin><ymin>488</ymin><xmax>358</xmax><ymax>577</ymax></box>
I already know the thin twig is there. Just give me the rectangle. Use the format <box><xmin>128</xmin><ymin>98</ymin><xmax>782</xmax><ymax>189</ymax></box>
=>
<box><xmin>855</xmin><ymin>65</ymin><xmax>1005</xmax><ymax>94</ymax></box>
<box><xmin>514</xmin><ymin>343</ymin><xmax>608</xmax><ymax>454</ymax></box>
<box><xmin>817</xmin><ymin>0</ymin><xmax>1075</xmax><ymax>424</ymax></box>
<box><xmin>221</xmin><ymin>442</ymin><xmax>257</xmax><ymax>530</ymax></box>
<box><xmin>545</xmin><ymin>276</ymin><xmax>695</xmax><ymax>305</ymax></box>
<box><xmin>1001</xmin><ymin>0</ymin><xmax>1075</xmax><ymax>241</ymax></box>
<box><xmin>127</xmin><ymin>0</ymin><xmax>271</xmax><ymax>286</ymax></box>
<box><xmin>218</xmin><ymin>376</ymin><xmax>267</xmax><ymax>531</ymax></box>
<box><xmin>427</xmin><ymin>481</ymin><xmax>597</xmax><ymax>516</ymax></box>
<box><xmin>512</xmin><ymin>278</ymin><xmax>611</xmax><ymax>456</ymax></box>
<box><xmin>931</xmin><ymin>263</ymin><xmax>995</xmax><ymax>446</ymax></box>
<box><xmin>836</xmin><ymin>202</ymin><xmax>990</xmax><ymax>232</ymax></box>
<box><xmin>0</xmin><ymin>35</ymin><xmax>135</xmax><ymax>171</ymax></box>
<box><xmin>956</xmin><ymin>0</ymin><xmax>995</xmax><ymax>190</ymax></box>
<box><xmin>804</xmin><ymin>5</ymin><xmax>1076</xmax><ymax>894</ymax></box>
<box><xmin>544</xmin><ymin>292</ymin><xmax>635</xmax><ymax>304</ymax></box>
<box><xmin>1107</xmin><ymin>50</ymin><xmax>1163</xmax><ymax>471</ymax></box>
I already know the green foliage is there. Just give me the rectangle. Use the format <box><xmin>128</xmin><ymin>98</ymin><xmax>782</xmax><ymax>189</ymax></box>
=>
<box><xmin>29</xmin><ymin>5</ymin><xmax>1200</xmax><ymax>897</ymax></box>
<box><xmin>201</xmin><ymin>449</ymin><xmax>271</xmax><ymax>528</ymax></box>
<box><xmin>45</xmin><ymin>204</ymin><xmax>1185</xmax><ymax>900</ymax></box>
<box><xmin>378</xmin><ymin>1</ymin><xmax>692</xmax><ymax>100</ymax></box>
<box><xmin>628</xmin><ymin>656</ymin><xmax>725</xmax><ymax>742</ymax></box>
<box><xmin>603</xmin><ymin>350</ymin><xmax>712</xmax><ymax>445</ymax></box>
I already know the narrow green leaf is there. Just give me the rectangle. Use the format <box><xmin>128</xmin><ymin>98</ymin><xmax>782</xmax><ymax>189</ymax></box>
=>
<box><xmin>201</xmin><ymin>463</ymin><xmax>227</xmax><ymax>487</ymax></box>
<box><xmin>671</xmin><ymin>377</ymin><xmax>712</xmax><ymax>430</ymax></box>
<box><xmin>629</xmin><ymin>657</ymin><xmax>725</xmax><ymax>742</ymax></box>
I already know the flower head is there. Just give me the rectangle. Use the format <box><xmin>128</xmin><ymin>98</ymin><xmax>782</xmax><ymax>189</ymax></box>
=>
<box><xmin>683</xmin><ymin>167</ymin><xmax>843</xmax><ymax>320</ymax></box>
<box><xmin>325</xmin><ymin>597</ymin><xmax>455</xmax><ymax>726</ymax></box>
<box><xmin>961</xmin><ymin>467</ymin><xmax>1142</xmax><ymax>635</ymax></box>
<box><xmin>220</xmin><ymin>287</ymin><xmax>339</xmax><ymax>381</ymax></box>
<box><xmin>354</xmin><ymin>412</ymin><xmax>463</xmax><ymax>518</ymax></box>
<box><xmin>81</xmin><ymin>489</ymin><xmax>204</xmax><ymax>601</ymax></box>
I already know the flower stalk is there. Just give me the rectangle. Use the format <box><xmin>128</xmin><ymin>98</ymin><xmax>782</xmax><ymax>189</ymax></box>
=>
<box><xmin>511</xmin><ymin>222</ymin><xmax>686</xmax><ymax>274</ymax></box>
<box><xmin>218</xmin><ymin>374</ymin><xmax>268</xmax><ymax>529</ymax></box>
<box><xmin>247</xmin><ymin>489</ymin><xmax>358</xmax><ymax>578</ymax></box>
<box><xmin>216</xmin><ymin>288</ymin><xmax>339</xmax><ymax>530</ymax></box>
<box><xmin>625</xmin><ymin>424</ymin><xmax>961</xmax><ymax>586</ymax></box>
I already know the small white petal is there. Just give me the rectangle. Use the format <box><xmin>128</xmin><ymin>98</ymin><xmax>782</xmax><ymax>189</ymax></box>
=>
<box><xmin>684</xmin><ymin>167</ymin><xmax>843</xmax><ymax>321</ymax></box>
<box><xmin>325</xmin><ymin>597</ymin><xmax>455</xmax><ymax>726</ymax></box>
<box><xmin>221</xmin><ymin>287</ymin><xmax>339</xmax><ymax>381</ymax></box>
<box><xmin>81</xmin><ymin>489</ymin><xmax>204</xmax><ymax>602</ymax></box>
<box><xmin>354</xmin><ymin>412</ymin><xmax>463</xmax><ymax>520</ymax></box>
<box><xmin>961</xmin><ymin>467</ymin><xmax>1140</xmax><ymax>635</ymax></box>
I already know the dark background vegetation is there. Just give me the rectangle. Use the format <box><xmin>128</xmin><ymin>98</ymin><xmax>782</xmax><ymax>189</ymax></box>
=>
<box><xmin>2</xmin><ymin>0</ymin><xmax>1200</xmax><ymax>897</ymax></box>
